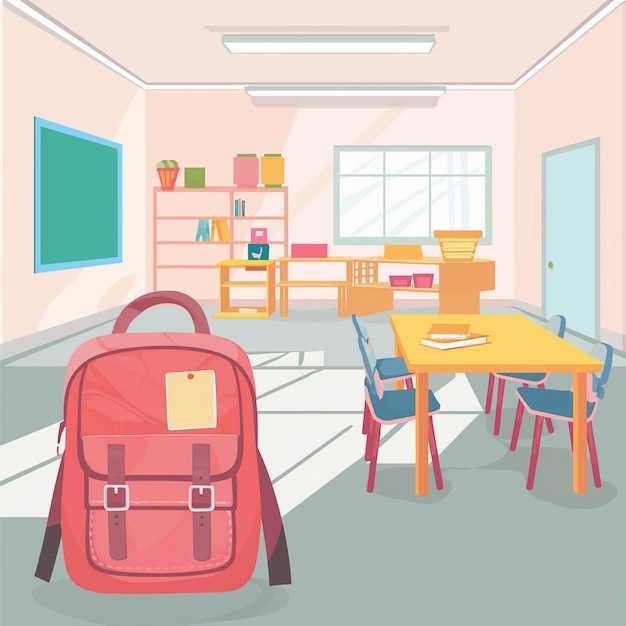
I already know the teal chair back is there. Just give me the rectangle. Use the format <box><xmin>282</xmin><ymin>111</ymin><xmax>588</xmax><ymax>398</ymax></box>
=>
<box><xmin>590</xmin><ymin>342</ymin><xmax>613</xmax><ymax>400</ymax></box>
<box><xmin>545</xmin><ymin>314</ymin><xmax>567</xmax><ymax>338</ymax></box>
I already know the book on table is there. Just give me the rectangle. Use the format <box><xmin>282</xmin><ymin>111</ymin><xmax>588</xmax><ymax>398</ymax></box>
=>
<box><xmin>427</xmin><ymin>323</ymin><xmax>471</xmax><ymax>339</ymax></box>
<box><xmin>420</xmin><ymin>333</ymin><xmax>488</xmax><ymax>350</ymax></box>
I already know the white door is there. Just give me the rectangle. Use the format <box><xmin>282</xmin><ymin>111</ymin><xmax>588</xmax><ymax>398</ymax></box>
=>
<box><xmin>543</xmin><ymin>139</ymin><xmax>598</xmax><ymax>338</ymax></box>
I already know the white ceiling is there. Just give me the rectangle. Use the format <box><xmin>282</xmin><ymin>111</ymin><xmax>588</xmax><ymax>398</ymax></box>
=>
<box><xmin>9</xmin><ymin>0</ymin><xmax>619</xmax><ymax>87</ymax></box>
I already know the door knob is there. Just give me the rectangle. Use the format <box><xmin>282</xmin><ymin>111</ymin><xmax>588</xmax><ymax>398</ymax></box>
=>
<box><xmin>548</xmin><ymin>261</ymin><xmax>554</xmax><ymax>269</ymax></box>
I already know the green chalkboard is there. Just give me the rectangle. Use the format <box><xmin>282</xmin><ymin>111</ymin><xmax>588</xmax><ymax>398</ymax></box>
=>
<box><xmin>34</xmin><ymin>117</ymin><xmax>122</xmax><ymax>272</ymax></box>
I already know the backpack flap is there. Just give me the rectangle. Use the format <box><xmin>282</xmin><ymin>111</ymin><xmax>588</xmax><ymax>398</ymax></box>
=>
<box><xmin>80</xmin><ymin>434</ymin><xmax>241</xmax><ymax>575</ymax></box>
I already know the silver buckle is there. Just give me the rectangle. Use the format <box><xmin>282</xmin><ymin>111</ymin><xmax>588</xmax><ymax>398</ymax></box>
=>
<box><xmin>188</xmin><ymin>485</ymin><xmax>215</xmax><ymax>512</ymax></box>
<box><xmin>103</xmin><ymin>484</ymin><xmax>129</xmax><ymax>511</ymax></box>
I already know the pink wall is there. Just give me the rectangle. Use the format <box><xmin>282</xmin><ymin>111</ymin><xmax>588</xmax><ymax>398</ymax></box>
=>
<box><xmin>2</xmin><ymin>8</ymin><xmax>148</xmax><ymax>342</ymax></box>
<box><xmin>147</xmin><ymin>89</ymin><xmax>515</xmax><ymax>302</ymax></box>
<box><xmin>514</xmin><ymin>6</ymin><xmax>625</xmax><ymax>348</ymax></box>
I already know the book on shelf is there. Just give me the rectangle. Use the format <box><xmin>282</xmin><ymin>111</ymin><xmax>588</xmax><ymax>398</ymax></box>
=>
<box><xmin>420</xmin><ymin>333</ymin><xmax>488</xmax><ymax>350</ymax></box>
<box><xmin>195</xmin><ymin>219</ymin><xmax>210</xmax><ymax>242</ymax></box>
<box><xmin>211</xmin><ymin>219</ymin><xmax>230</xmax><ymax>241</ymax></box>
<box><xmin>426</xmin><ymin>323</ymin><xmax>471</xmax><ymax>339</ymax></box>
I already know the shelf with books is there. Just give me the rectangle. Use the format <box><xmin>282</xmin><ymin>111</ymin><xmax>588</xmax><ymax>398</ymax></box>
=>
<box><xmin>153</xmin><ymin>186</ymin><xmax>288</xmax><ymax>298</ymax></box>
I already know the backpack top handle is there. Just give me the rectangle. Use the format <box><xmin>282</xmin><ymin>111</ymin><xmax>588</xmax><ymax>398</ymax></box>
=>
<box><xmin>112</xmin><ymin>290</ymin><xmax>211</xmax><ymax>335</ymax></box>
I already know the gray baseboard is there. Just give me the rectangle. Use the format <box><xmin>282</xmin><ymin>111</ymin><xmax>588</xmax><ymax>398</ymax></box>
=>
<box><xmin>0</xmin><ymin>306</ymin><xmax>124</xmax><ymax>361</ymax></box>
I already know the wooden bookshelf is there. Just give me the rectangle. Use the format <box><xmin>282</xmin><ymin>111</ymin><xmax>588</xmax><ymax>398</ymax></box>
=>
<box><xmin>152</xmin><ymin>186</ymin><xmax>288</xmax><ymax>296</ymax></box>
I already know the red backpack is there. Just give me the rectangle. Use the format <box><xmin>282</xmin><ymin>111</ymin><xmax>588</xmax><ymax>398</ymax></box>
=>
<box><xmin>35</xmin><ymin>291</ymin><xmax>290</xmax><ymax>593</ymax></box>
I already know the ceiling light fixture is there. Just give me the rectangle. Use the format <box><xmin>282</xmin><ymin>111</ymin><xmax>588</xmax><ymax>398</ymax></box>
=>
<box><xmin>244</xmin><ymin>85</ymin><xmax>446</xmax><ymax>107</ymax></box>
<box><xmin>223</xmin><ymin>35</ymin><xmax>436</xmax><ymax>54</ymax></box>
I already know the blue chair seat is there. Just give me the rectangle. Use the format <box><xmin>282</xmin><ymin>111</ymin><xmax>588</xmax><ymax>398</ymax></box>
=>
<box><xmin>367</xmin><ymin>378</ymin><xmax>440</xmax><ymax>423</ymax></box>
<box><xmin>517</xmin><ymin>387</ymin><xmax>595</xmax><ymax>421</ymax></box>
<box><xmin>497</xmin><ymin>371</ymin><xmax>547</xmax><ymax>383</ymax></box>
<box><xmin>376</xmin><ymin>356</ymin><xmax>414</xmax><ymax>382</ymax></box>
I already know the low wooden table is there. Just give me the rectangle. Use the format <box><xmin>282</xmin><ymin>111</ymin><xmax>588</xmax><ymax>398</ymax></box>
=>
<box><xmin>276</xmin><ymin>257</ymin><xmax>354</xmax><ymax>317</ymax></box>
<box><xmin>350</xmin><ymin>256</ymin><xmax>495</xmax><ymax>315</ymax></box>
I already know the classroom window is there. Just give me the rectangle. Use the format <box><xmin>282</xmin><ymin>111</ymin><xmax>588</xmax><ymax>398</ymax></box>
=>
<box><xmin>333</xmin><ymin>146</ymin><xmax>492</xmax><ymax>244</ymax></box>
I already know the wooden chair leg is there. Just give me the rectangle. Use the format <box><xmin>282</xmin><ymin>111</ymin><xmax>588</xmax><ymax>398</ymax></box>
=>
<box><xmin>366</xmin><ymin>421</ymin><xmax>382</xmax><ymax>493</ymax></box>
<box><xmin>568</xmin><ymin>422</ymin><xmax>574</xmax><ymax>450</ymax></box>
<box><xmin>537</xmin><ymin>384</ymin><xmax>555</xmax><ymax>433</ymax></box>
<box><xmin>428</xmin><ymin>416</ymin><xmax>444</xmax><ymax>490</ymax></box>
<box><xmin>510</xmin><ymin>399</ymin><xmax>525</xmax><ymax>451</ymax></box>
<box><xmin>405</xmin><ymin>376</ymin><xmax>414</xmax><ymax>389</ymax></box>
<box><xmin>494</xmin><ymin>377</ymin><xmax>506</xmax><ymax>435</ymax></box>
<box><xmin>485</xmin><ymin>373</ymin><xmax>495</xmax><ymax>414</ymax></box>
<box><xmin>526</xmin><ymin>415</ymin><xmax>545</xmax><ymax>490</ymax></box>
<box><xmin>587</xmin><ymin>423</ymin><xmax>602</xmax><ymax>488</ymax></box>
<box><xmin>362</xmin><ymin>401</ymin><xmax>370</xmax><ymax>435</ymax></box>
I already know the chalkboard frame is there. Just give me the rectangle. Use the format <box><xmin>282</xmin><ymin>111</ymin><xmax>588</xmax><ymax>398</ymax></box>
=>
<box><xmin>34</xmin><ymin>117</ymin><xmax>122</xmax><ymax>272</ymax></box>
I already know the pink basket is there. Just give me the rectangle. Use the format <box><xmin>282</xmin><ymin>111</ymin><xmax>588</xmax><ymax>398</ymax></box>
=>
<box><xmin>413</xmin><ymin>273</ymin><xmax>434</xmax><ymax>288</ymax></box>
<box><xmin>389</xmin><ymin>275</ymin><xmax>413</xmax><ymax>287</ymax></box>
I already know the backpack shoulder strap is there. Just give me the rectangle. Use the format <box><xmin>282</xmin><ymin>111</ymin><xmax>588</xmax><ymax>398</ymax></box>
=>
<box><xmin>35</xmin><ymin>456</ymin><xmax>64</xmax><ymax>582</ymax></box>
<box><xmin>257</xmin><ymin>450</ymin><xmax>291</xmax><ymax>586</ymax></box>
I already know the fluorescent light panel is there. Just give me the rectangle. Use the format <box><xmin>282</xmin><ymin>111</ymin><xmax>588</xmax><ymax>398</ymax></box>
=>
<box><xmin>245</xmin><ymin>85</ymin><xmax>446</xmax><ymax>98</ymax></box>
<box><xmin>223</xmin><ymin>35</ymin><xmax>436</xmax><ymax>54</ymax></box>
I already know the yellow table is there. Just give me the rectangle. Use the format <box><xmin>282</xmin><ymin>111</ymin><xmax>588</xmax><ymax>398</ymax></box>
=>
<box><xmin>390</xmin><ymin>314</ymin><xmax>604</xmax><ymax>496</ymax></box>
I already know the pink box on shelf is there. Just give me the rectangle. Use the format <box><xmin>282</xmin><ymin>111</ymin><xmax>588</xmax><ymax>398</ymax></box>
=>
<box><xmin>250</xmin><ymin>228</ymin><xmax>268</xmax><ymax>243</ymax></box>
<box><xmin>413</xmin><ymin>273</ymin><xmax>434</xmax><ymax>288</ymax></box>
<box><xmin>291</xmin><ymin>243</ymin><xmax>328</xmax><ymax>258</ymax></box>
<box><xmin>389</xmin><ymin>275</ymin><xmax>413</xmax><ymax>287</ymax></box>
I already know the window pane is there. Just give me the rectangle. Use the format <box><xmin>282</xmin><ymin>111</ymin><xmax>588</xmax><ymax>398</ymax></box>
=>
<box><xmin>339</xmin><ymin>176</ymin><xmax>384</xmax><ymax>237</ymax></box>
<box><xmin>339</xmin><ymin>151</ymin><xmax>383</xmax><ymax>175</ymax></box>
<box><xmin>385</xmin><ymin>151</ymin><xmax>429</xmax><ymax>175</ymax></box>
<box><xmin>430</xmin><ymin>176</ymin><xmax>486</xmax><ymax>232</ymax></box>
<box><xmin>431</xmin><ymin>151</ymin><xmax>485</xmax><ymax>175</ymax></box>
<box><xmin>385</xmin><ymin>176</ymin><xmax>430</xmax><ymax>237</ymax></box>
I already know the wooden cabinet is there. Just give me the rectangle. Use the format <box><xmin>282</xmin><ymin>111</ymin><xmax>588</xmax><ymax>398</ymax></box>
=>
<box><xmin>152</xmin><ymin>186</ymin><xmax>288</xmax><ymax>298</ymax></box>
<box><xmin>214</xmin><ymin>259</ymin><xmax>276</xmax><ymax>318</ymax></box>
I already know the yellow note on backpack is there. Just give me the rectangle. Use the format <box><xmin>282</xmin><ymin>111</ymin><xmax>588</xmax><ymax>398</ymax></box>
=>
<box><xmin>165</xmin><ymin>370</ymin><xmax>217</xmax><ymax>430</ymax></box>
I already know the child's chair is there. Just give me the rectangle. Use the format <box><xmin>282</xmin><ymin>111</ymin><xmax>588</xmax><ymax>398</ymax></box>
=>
<box><xmin>358</xmin><ymin>336</ymin><xmax>443</xmax><ymax>493</ymax></box>
<box><xmin>512</xmin><ymin>341</ymin><xmax>612</xmax><ymax>490</ymax></box>
<box><xmin>484</xmin><ymin>314</ymin><xmax>566</xmax><ymax>438</ymax></box>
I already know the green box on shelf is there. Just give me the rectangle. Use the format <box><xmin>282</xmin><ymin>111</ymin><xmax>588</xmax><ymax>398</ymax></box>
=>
<box><xmin>184</xmin><ymin>167</ymin><xmax>206</xmax><ymax>188</ymax></box>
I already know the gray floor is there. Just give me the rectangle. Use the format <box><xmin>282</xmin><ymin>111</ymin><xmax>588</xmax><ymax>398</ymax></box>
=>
<box><xmin>1</xmin><ymin>304</ymin><xmax>624</xmax><ymax>625</ymax></box>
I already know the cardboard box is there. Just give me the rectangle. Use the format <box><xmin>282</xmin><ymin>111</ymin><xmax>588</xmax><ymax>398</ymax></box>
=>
<box><xmin>291</xmin><ymin>243</ymin><xmax>328</xmax><ymax>258</ymax></box>
<box><xmin>184</xmin><ymin>167</ymin><xmax>206</xmax><ymax>188</ymax></box>
<box><xmin>383</xmin><ymin>244</ymin><xmax>423</xmax><ymax>260</ymax></box>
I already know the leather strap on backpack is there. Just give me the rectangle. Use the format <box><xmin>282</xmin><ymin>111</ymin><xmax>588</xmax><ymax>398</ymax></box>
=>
<box><xmin>106</xmin><ymin>444</ymin><xmax>128</xmax><ymax>560</ymax></box>
<box><xmin>257</xmin><ymin>450</ymin><xmax>291</xmax><ymax>586</ymax></box>
<box><xmin>191</xmin><ymin>443</ymin><xmax>213</xmax><ymax>561</ymax></box>
<box><xmin>35</xmin><ymin>457</ymin><xmax>64</xmax><ymax>582</ymax></box>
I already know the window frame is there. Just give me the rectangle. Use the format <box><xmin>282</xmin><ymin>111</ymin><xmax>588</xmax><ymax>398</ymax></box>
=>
<box><xmin>333</xmin><ymin>145</ymin><xmax>492</xmax><ymax>245</ymax></box>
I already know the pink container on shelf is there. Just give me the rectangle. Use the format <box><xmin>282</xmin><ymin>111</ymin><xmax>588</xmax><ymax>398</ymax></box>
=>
<box><xmin>413</xmin><ymin>273</ymin><xmax>434</xmax><ymax>288</ymax></box>
<box><xmin>234</xmin><ymin>154</ymin><xmax>259</xmax><ymax>187</ymax></box>
<box><xmin>389</xmin><ymin>275</ymin><xmax>413</xmax><ymax>287</ymax></box>
<box><xmin>291</xmin><ymin>243</ymin><xmax>328</xmax><ymax>258</ymax></box>
<box><xmin>250</xmin><ymin>228</ymin><xmax>268</xmax><ymax>244</ymax></box>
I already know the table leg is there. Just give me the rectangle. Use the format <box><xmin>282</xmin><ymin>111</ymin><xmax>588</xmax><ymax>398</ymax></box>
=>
<box><xmin>394</xmin><ymin>338</ymin><xmax>403</xmax><ymax>390</ymax></box>
<box><xmin>572</xmin><ymin>372</ymin><xmax>588</xmax><ymax>493</ymax></box>
<box><xmin>415</xmin><ymin>373</ymin><xmax>430</xmax><ymax>496</ymax></box>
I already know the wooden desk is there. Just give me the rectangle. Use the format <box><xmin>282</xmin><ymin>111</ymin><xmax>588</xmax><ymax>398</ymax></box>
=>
<box><xmin>390</xmin><ymin>314</ymin><xmax>603</xmax><ymax>496</ymax></box>
<box><xmin>276</xmin><ymin>257</ymin><xmax>354</xmax><ymax>317</ymax></box>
